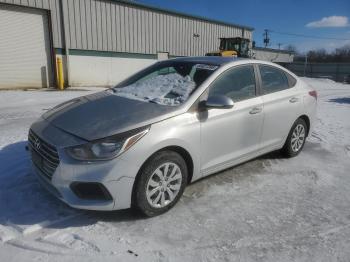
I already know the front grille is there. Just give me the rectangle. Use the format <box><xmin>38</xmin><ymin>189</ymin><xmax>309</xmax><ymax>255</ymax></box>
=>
<box><xmin>28</xmin><ymin>129</ymin><xmax>60</xmax><ymax>180</ymax></box>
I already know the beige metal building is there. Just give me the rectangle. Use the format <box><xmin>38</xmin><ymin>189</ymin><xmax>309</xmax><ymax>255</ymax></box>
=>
<box><xmin>0</xmin><ymin>0</ymin><xmax>254</xmax><ymax>88</ymax></box>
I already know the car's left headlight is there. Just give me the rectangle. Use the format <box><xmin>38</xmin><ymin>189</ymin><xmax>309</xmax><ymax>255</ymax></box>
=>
<box><xmin>66</xmin><ymin>127</ymin><xmax>149</xmax><ymax>161</ymax></box>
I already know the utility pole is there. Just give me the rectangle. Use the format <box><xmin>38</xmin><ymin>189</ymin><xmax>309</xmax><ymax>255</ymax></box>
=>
<box><xmin>263</xmin><ymin>29</ymin><xmax>270</xmax><ymax>48</ymax></box>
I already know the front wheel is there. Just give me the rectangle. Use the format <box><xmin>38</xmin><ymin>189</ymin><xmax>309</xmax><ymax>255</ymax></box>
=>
<box><xmin>133</xmin><ymin>151</ymin><xmax>188</xmax><ymax>217</ymax></box>
<box><xmin>282</xmin><ymin>118</ymin><xmax>308</xmax><ymax>157</ymax></box>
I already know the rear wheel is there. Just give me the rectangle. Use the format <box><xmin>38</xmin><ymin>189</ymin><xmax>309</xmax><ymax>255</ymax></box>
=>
<box><xmin>282</xmin><ymin>118</ymin><xmax>308</xmax><ymax>157</ymax></box>
<box><xmin>133</xmin><ymin>151</ymin><xmax>188</xmax><ymax>217</ymax></box>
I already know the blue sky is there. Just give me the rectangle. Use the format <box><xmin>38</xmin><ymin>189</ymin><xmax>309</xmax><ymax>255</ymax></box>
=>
<box><xmin>137</xmin><ymin>0</ymin><xmax>350</xmax><ymax>53</ymax></box>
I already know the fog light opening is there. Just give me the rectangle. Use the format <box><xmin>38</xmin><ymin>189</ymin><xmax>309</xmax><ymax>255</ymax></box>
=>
<box><xmin>70</xmin><ymin>182</ymin><xmax>113</xmax><ymax>201</ymax></box>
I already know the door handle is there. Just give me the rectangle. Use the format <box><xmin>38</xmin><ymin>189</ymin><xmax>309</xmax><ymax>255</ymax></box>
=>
<box><xmin>289</xmin><ymin>97</ymin><xmax>299</xmax><ymax>103</ymax></box>
<box><xmin>249</xmin><ymin>107</ymin><xmax>262</xmax><ymax>114</ymax></box>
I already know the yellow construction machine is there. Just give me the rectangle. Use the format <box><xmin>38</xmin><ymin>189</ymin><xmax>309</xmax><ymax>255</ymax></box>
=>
<box><xmin>206</xmin><ymin>37</ymin><xmax>251</xmax><ymax>57</ymax></box>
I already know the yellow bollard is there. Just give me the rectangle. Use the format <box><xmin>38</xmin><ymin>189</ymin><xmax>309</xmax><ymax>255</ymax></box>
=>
<box><xmin>56</xmin><ymin>57</ymin><xmax>64</xmax><ymax>90</ymax></box>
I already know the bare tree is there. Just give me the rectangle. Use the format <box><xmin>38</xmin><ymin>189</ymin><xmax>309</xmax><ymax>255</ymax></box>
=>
<box><xmin>284</xmin><ymin>44</ymin><xmax>298</xmax><ymax>54</ymax></box>
<box><xmin>304</xmin><ymin>45</ymin><xmax>350</xmax><ymax>62</ymax></box>
<box><xmin>334</xmin><ymin>44</ymin><xmax>350</xmax><ymax>62</ymax></box>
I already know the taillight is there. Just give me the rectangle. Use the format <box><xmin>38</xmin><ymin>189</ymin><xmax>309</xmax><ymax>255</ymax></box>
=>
<box><xmin>309</xmin><ymin>90</ymin><xmax>317</xmax><ymax>100</ymax></box>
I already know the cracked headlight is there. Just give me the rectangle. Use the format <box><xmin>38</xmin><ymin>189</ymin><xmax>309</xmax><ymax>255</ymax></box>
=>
<box><xmin>67</xmin><ymin>127</ymin><xmax>149</xmax><ymax>161</ymax></box>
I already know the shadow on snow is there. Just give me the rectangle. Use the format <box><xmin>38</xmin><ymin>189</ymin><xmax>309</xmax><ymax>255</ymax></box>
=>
<box><xmin>0</xmin><ymin>141</ymin><xmax>142</xmax><ymax>233</ymax></box>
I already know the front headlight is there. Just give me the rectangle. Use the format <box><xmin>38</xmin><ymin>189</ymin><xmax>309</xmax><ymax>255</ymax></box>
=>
<box><xmin>67</xmin><ymin>127</ymin><xmax>149</xmax><ymax>161</ymax></box>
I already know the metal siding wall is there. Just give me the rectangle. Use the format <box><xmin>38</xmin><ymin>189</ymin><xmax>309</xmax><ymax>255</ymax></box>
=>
<box><xmin>74</xmin><ymin>0</ymin><xmax>81</xmax><ymax>49</ymax></box>
<box><xmin>0</xmin><ymin>0</ymin><xmax>252</xmax><ymax>56</ymax></box>
<box><xmin>106</xmin><ymin>1</ymin><xmax>112</xmax><ymax>51</ymax></box>
<box><xmin>151</xmin><ymin>11</ymin><xmax>156</xmax><ymax>53</ymax></box>
<box><xmin>158</xmin><ymin>12</ymin><xmax>164</xmax><ymax>52</ymax></box>
<box><xmin>101</xmin><ymin>1</ymin><xmax>107</xmax><ymax>50</ymax></box>
<box><xmin>85</xmin><ymin>0</ymin><xmax>92</xmax><ymax>50</ymax></box>
<box><xmin>68</xmin><ymin>0</ymin><xmax>77</xmax><ymax>48</ymax></box>
<box><xmin>194</xmin><ymin>20</ymin><xmax>198</xmax><ymax>55</ymax></box>
<box><xmin>132</xmin><ymin>7</ymin><xmax>138</xmax><ymax>52</ymax></box>
<box><xmin>79</xmin><ymin>0</ymin><xmax>87</xmax><ymax>50</ymax></box>
<box><xmin>124</xmin><ymin>5</ymin><xmax>130</xmax><ymax>52</ymax></box>
<box><xmin>51</xmin><ymin>0</ymin><xmax>61</xmax><ymax>47</ymax></box>
<box><xmin>90</xmin><ymin>0</ymin><xmax>97</xmax><ymax>50</ymax></box>
<box><xmin>110</xmin><ymin>3</ymin><xmax>116</xmax><ymax>51</ymax></box>
<box><xmin>119</xmin><ymin>4</ymin><xmax>125</xmax><ymax>52</ymax></box>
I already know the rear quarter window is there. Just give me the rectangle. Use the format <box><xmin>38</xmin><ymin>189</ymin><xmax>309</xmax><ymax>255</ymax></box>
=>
<box><xmin>285</xmin><ymin>71</ymin><xmax>297</xmax><ymax>87</ymax></box>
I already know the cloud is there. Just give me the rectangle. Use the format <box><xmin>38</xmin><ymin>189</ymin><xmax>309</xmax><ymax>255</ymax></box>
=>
<box><xmin>306</xmin><ymin>16</ymin><xmax>349</xmax><ymax>28</ymax></box>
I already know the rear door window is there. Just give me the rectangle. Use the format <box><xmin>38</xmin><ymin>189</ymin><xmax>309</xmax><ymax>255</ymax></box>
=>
<box><xmin>259</xmin><ymin>65</ymin><xmax>290</xmax><ymax>94</ymax></box>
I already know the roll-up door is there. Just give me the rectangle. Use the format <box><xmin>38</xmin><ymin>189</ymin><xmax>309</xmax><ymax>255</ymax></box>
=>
<box><xmin>0</xmin><ymin>4</ymin><xmax>53</xmax><ymax>89</ymax></box>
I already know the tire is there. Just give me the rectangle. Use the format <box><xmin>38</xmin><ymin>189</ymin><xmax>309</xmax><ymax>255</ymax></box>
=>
<box><xmin>282</xmin><ymin>118</ymin><xmax>308</xmax><ymax>157</ymax></box>
<box><xmin>133</xmin><ymin>150</ymin><xmax>188</xmax><ymax>217</ymax></box>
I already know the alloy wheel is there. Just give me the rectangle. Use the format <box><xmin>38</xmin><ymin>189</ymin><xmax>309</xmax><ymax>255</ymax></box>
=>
<box><xmin>291</xmin><ymin>124</ymin><xmax>306</xmax><ymax>152</ymax></box>
<box><xmin>146</xmin><ymin>162</ymin><xmax>182</xmax><ymax>208</ymax></box>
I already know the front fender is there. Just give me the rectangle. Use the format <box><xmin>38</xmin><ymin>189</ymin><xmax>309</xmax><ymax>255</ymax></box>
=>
<box><xmin>119</xmin><ymin>113</ymin><xmax>201</xmax><ymax>182</ymax></box>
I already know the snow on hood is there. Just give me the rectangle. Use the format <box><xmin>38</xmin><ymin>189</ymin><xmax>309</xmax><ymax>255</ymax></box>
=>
<box><xmin>113</xmin><ymin>73</ymin><xmax>196</xmax><ymax>106</ymax></box>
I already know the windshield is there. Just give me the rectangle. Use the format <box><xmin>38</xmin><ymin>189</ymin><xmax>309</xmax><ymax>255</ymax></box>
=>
<box><xmin>112</xmin><ymin>61</ymin><xmax>218</xmax><ymax>106</ymax></box>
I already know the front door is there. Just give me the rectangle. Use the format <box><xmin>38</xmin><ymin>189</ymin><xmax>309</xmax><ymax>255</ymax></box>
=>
<box><xmin>199</xmin><ymin>65</ymin><xmax>264</xmax><ymax>175</ymax></box>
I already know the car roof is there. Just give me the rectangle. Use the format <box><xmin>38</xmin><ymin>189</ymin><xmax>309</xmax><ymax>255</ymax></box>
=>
<box><xmin>159</xmin><ymin>57</ymin><xmax>295</xmax><ymax>76</ymax></box>
<box><xmin>169</xmin><ymin>56</ymin><xmax>244</xmax><ymax>66</ymax></box>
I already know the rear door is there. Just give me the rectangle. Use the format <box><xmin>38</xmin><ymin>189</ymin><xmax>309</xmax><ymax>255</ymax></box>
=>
<box><xmin>258</xmin><ymin>64</ymin><xmax>301</xmax><ymax>150</ymax></box>
<box><xmin>200</xmin><ymin>64</ymin><xmax>264</xmax><ymax>175</ymax></box>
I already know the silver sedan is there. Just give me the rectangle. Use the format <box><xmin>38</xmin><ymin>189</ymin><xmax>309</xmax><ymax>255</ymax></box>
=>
<box><xmin>28</xmin><ymin>57</ymin><xmax>317</xmax><ymax>216</ymax></box>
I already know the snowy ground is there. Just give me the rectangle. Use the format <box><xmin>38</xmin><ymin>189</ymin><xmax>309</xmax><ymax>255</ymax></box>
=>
<box><xmin>0</xmin><ymin>78</ymin><xmax>350</xmax><ymax>261</ymax></box>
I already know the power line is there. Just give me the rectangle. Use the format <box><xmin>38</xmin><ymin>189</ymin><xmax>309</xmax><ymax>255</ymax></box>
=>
<box><xmin>268</xmin><ymin>30</ymin><xmax>350</xmax><ymax>41</ymax></box>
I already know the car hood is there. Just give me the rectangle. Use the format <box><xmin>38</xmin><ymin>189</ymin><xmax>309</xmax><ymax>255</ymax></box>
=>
<box><xmin>42</xmin><ymin>91</ymin><xmax>180</xmax><ymax>141</ymax></box>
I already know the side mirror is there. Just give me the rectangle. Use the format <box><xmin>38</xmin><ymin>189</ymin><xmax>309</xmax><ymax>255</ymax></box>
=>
<box><xmin>200</xmin><ymin>95</ymin><xmax>234</xmax><ymax>110</ymax></box>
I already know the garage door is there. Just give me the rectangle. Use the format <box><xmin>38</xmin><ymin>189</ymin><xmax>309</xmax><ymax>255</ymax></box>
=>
<box><xmin>0</xmin><ymin>4</ymin><xmax>53</xmax><ymax>89</ymax></box>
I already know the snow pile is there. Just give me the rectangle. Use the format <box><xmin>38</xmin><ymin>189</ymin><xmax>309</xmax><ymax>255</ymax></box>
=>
<box><xmin>113</xmin><ymin>73</ymin><xmax>196</xmax><ymax>106</ymax></box>
<box><xmin>301</xmin><ymin>77</ymin><xmax>347</xmax><ymax>91</ymax></box>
